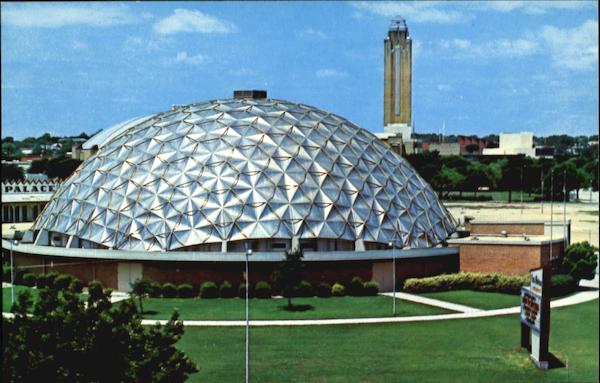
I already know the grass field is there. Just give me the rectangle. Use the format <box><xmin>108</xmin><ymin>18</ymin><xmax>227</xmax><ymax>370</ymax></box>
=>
<box><xmin>419</xmin><ymin>290</ymin><xmax>521</xmax><ymax>310</ymax></box>
<box><xmin>177</xmin><ymin>300</ymin><xmax>599</xmax><ymax>383</ymax></box>
<box><xmin>126</xmin><ymin>295</ymin><xmax>450</xmax><ymax>320</ymax></box>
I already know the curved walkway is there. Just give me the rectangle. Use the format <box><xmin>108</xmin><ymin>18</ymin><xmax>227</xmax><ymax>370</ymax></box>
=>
<box><xmin>139</xmin><ymin>289</ymin><xmax>598</xmax><ymax>327</ymax></box>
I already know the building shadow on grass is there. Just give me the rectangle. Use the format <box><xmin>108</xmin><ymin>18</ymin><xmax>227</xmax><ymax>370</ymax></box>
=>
<box><xmin>278</xmin><ymin>304</ymin><xmax>314</xmax><ymax>312</ymax></box>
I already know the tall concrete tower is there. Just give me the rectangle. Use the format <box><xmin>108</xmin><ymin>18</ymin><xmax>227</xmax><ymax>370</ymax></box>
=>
<box><xmin>384</xmin><ymin>17</ymin><xmax>412</xmax><ymax>140</ymax></box>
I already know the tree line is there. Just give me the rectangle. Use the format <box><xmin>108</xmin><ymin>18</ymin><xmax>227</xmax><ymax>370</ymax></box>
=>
<box><xmin>405</xmin><ymin>151</ymin><xmax>598</xmax><ymax>202</ymax></box>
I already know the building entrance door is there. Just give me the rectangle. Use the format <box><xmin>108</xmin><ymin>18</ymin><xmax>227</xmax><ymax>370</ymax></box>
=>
<box><xmin>117</xmin><ymin>262</ymin><xmax>143</xmax><ymax>292</ymax></box>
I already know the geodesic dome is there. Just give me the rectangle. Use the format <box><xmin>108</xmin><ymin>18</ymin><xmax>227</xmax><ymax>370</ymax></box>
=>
<box><xmin>32</xmin><ymin>96</ymin><xmax>456</xmax><ymax>251</ymax></box>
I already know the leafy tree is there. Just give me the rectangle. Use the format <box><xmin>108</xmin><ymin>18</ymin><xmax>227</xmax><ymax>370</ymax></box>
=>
<box><xmin>273</xmin><ymin>248</ymin><xmax>305</xmax><ymax>309</ymax></box>
<box><xmin>431</xmin><ymin>165</ymin><xmax>465</xmax><ymax>198</ymax></box>
<box><xmin>560</xmin><ymin>242</ymin><xmax>598</xmax><ymax>282</ymax></box>
<box><xmin>27</xmin><ymin>158</ymin><xmax>49</xmax><ymax>174</ymax></box>
<box><xmin>2</xmin><ymin>142</ymin><xmax>22</xmax><ymax>159</ymax></box>
<box><xmin>549</xmin><ymin>160</ymin><xmax>588</xmax><ymax>201</ymax></box>
<box><xmin>131</xmin><ymin>278</ymin><xmax>152</xmax><ymax>313</ymax></box>
<box><xmin>1</xmin><ymin>163</ymin><xmax>24</xmax><ymax>181</ymax></box>
<box><xmin>463</xmin><ymin>162</ymin><xmax>496</xmax><ymax>196</ymax></box>
<box><xmin>2</xmin><ymin>281</ymin><xmax>198</xmax><ymax>382</ymax></box>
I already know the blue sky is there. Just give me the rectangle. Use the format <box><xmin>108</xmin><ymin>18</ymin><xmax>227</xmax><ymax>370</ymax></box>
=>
<box><xmin>1</xmin><ymin>1</ymin><xmax>598</xmax><ymax>140</ymax></box>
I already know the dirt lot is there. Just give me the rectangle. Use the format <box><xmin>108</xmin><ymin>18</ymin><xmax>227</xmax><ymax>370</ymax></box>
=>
<box><xmin>445</xmin><ymin>201</ymin><xmax>599</xmax><ymax>247</ymax></box>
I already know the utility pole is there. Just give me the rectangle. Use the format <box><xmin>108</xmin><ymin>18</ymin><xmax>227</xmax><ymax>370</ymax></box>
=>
<box><xmin>550</xmin><ymin>170</ymin><xmax>554</xmax><ymax>261</ymax></box>
<box><xmin>540</xmin><ymin>168</ymin><xmax>544</xmax><ymax>214</ymax></box>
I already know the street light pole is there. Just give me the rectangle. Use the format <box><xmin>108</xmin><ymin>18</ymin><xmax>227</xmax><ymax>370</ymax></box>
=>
<box><xmin>388</xmin><ymin>241</ymin><xmax>396</xmax><ymax>316</ymax></box>
<box><xmin>10</xmin><ymin>240</ymin><xmax>18</xmax><ymax>305</ymax></box>
<box><xmin>245</xmin><ymin>248</ymin><xmax>252</xmax><ymax>383</ymax></box>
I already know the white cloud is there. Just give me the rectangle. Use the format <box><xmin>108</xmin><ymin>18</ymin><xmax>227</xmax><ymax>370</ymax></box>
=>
<box><xmin>440</xmin><ymin>38</ymin><xmax>539</xmax><ymax>57</ymax></box>
<box><xmin>123</xmin><ymin>36</ymin><xmax>166</xmax><ymax>53</ymax></box>
<box><xmin>316</xmin><ymin>69</ymin><xmax>348</xmax><ymax>78</ymax></box>
<box><xmin>299</xmin><ymin>28</ymin><xmax>327</xmax><ymax>39</ymax></box>
<box><xmin>71</xmin><ymin>40</ymin><xmax>88</xmax><ymax>50</ymax></box>
<box><xmin>437</xmin><ymin>20</ymin><xmax>597</xmax><ymax>70</ymax></box>
<box><xmin>173</xmin><ymin>51</ymin><xmax>208</xmax><ymax>65</ymax></box>
<box><xmin>539</xmin><ymin>20</ymin><xmax>598</xmax><ymax>70</ymax></box>
<box><xmin>437</xmin><ymin>84</ymin><xmax>453</xmax><ymax>92</ymax></box>
<box><xmin>1</xmin><ymin>3</ymin><xmax>137</xmax><ymax>28</ymax></box>
<box><xmin>154</xmin><ymin>9</ymin><xmax>235</xmax><ymax>35</ymax></box>
<box><xmin>352</xmin><ymin>1</ymin><xmax>470</xmax><ymax>24</ymax></box>
<box><xmin>475</xmin><ymin>1</ymin><xmax>592</xmax><ymax>14</ymax></box>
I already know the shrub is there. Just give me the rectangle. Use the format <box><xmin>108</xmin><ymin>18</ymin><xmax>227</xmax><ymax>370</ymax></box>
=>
<box><xmin>348</xmin><ymin>277</ymin><xmax>365</xmax><ymax>296</ymax></box>
<box><xmin>331</xmin><ymin>282</ymin><xmax>345</xmax><ymax>297</ymax></box>
<box><xmin>53</xmin><ymin>274</ymin><xmax>74</xmax><ymax>290</ymax></box>
<box><xmin>69</xmin><ymin>278</ymin><xmax>84</xmax><ymax>293</ymax></box>
<box><xmin>560</xmin><ymin>241</ymin><xmax>598</xmax><ymax>282</ymax></box>
<box><xmin>219</xmin><ymin>280</ymin><xmax>236</xmax><ymax>298</ymax></box>
<box><xmin>177</xmin><ymin>284</ymin><xmax>195</xmax><ymax>298</ymax></box>
<box><xmin>37</xmin><ymin>272</ymin><xmax>60</xmax><ymax>289</ymax></box>
<box><xmin>551</xmin><ymin>274</ymin><xmax>577</xmax><ymax>297</ymax></box>
<box><xmin>148</xmin><ymin>281</ymin><xmax>162</xmax><ymax>298</ymax></box>
<box><xmin>317</xmin><ymin>282</ymin><xmax>332</xmax><ymax>298</ymax></box>
<box><xmin>402</xmin><ymin>272</ymin><xmax>530</xmax><ymax>295</ymax></box>
<box><xmin>161</xmin><ymin>283</ymin><xmax>177</xmax><ymax>298</ymax></box>
<box><xmin>238</xmin><ymin>283</ymin><xmax>254</xmax><ymax>299</ymax></box>
<box><xmin>296</xmin><ymin>280</ymin><xmax>313</xmax><ymax>297</ymax></box>
<box><xmin>15</xmin><ymin>269</ymin><xmax>29</xmax><ymax>285</ymax></box>
<box><xmin>21</xmin><ymin>273</ymin><xmax>37</xmax><ymax>287</ymax></box>
<box><xmin>363</xmin><ymin>280</ymin><xmax>380</xmax><ymax>296</ymax></box>
<box><xmin>254</xmin><ymin>281</ymin><xmax>272</xmax><ymax>299</ymax></box>
<box><xmin>199</xmin><ymin>282</ymin><xmax>219</xmax><ymax>299</ymax></box>
<box><xmin>87</xmin><ymin>280</ymin><xmax>105</xmax><ymax>300</ymax></box>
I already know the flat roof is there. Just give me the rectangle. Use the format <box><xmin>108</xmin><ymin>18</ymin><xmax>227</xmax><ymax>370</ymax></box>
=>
<box><xmin>448</xmin><ymin>235</ymin><xmax>565</xmax><ymax>246</ymax></box>
<box><xmin>2</xmin><ymin>239</ymin><xmax>459</xmax><ymax>262</ymax></box>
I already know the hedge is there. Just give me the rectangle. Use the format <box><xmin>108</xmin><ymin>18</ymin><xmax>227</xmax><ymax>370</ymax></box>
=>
<box><xmin>238</xmin><ymin>283</ymin><xmax>254</xmax><ymax>299</ymax></box>
<box><xmin>296</xmin><ymin>281</ymin><xmax>313</xmax><ymax>297</ymax></box>
<box><xmin>199</xmin><ymin>282</ymin><xmax>219</xmax><ymax>299</ymax></box>
<box><xmin>331</xmin><ymin>282</ymin><xmax>345</xmax><ymax>297</ymax></box>
<box><xmin>254</xmin><ymin>281</ymin><xmax>272</xmax><ymax>299</ymax></box>
<box><xmin>402</xmin><ymin>272</ymin><xmax>530</xmax><ymax>294</ymax></box>
<box><xmin>161</xmin><ymin>283</ymin><xmax>177</xmax><ymax>298</ymax></box>
<box><xmin>550</xmin><ymin>274</ymin><xmax>577</xmax><ymax>297</ymax></box>
<box><xmin>348</xmin><ymin>277</ymin><xmax>365</xmax><ymax>296</ymax></box>
<box><xmin>177</xmin><ymin>284</ymin><xmax>196</xmax><ymax>298</ymax></box>
<box><xmin>219</xmin><ymin>280</ymin><xmax>236</xmax><ymax>298</ymax></box>
<box><xmin>363</xmin><ymin>280</ymin><xmax>380</xmax><ymax>296</ymax></box>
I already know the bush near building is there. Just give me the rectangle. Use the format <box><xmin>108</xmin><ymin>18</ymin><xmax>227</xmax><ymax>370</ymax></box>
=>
<box><xmin>177</xmin><ymin>284</ymin><xmax>196</xmax><ymax>299</ymax></box>
<box><xmin>348</xmin><ymin>277</ymin><xmax>365</xmax><ymax>296</ymax></box>
<box><xmin>403</xmin><ymin>272</ymin><xmax>530</xmax><ymax>294</ymax></box>
<box><xmin>560</xmin><ymin>241</ymin><xmax>598</xmax><ymax>282</ymax></box>
<box><xmin>219</xmin><ymin>280</ymin><xmax>236</xmax><ymax>298</ymax></box>
<box><xmin>363</xmin><ymin>280</ymin><xmax>380</xmax><ymax>296</ymax></box>
<box><xmin>161</xmin><ymin>283</ymin><xmax>177</xmax><ymax>298</ymax></box>
<box><xmin>254</xmin><ymin>281</ymin><xmax>272</xmax><ymax>299</ymax></box>
<box><xmin>296</xmin><ymin>280</ymin><xmax>313</xmax><ymax>297</ymax></box>
<box><xmin>238</xmin><ymin>283</ymin><xmax>253</xmax><ymax>299</ymax></box>
<box><xmin>331</xmin><ymin>283</ymin><xmax>346</xmax><ymax>297</ymax></box>
<box><xmin>199</xmin><ymin>282</ymin><xmax>219</xmax><ymax>299</ymax></box>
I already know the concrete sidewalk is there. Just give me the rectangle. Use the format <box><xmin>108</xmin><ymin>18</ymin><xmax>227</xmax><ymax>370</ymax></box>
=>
<box><xmin>380</xmin><ymin>291</ymin><xmax>482</xmax><ymax>313</ymax></box>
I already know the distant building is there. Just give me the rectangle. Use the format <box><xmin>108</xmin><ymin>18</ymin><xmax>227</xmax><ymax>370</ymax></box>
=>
<box><xmin>1</xmin><ymin>179</ymin><xmax>61</xmax><ymax>238</ymax></box>
<box><xmin>482</xmin><ymin>132</ymin><xmax>552</xmax><ymax>158</ymax></box>
<box><xmin>458</xmin><ymin>135</ymin><xmax>488</xmax><ymax>155</ymax></box>
<box><xmin>425</xmin><ymin>142</ymin><xmax>460</xmax><ymax>156</ymax></box>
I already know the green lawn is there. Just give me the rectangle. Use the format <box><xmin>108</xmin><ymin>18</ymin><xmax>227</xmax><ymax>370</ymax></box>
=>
<box><xmin>419</xmin><ymin>290</ymin><xmax>521</xmax><ymax>310</ymax></box>
<box><xmin>133</xmin><ymin>296</ymin><xmax>450</xmax><ymax>320</ymax></box>
<box><xmin>178</xmin><ymin>300</ymin><xmax>599</xmax><ymax>383</ymax></box>
<box><xmin>2</xmin><ymin>285</ymin><xmax>40</xmax><ymax>312</ymax></box>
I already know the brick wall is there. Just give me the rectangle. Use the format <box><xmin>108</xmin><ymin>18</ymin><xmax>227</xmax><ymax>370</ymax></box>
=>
<box><xmin>458</xmin><ymin>243</ymin><xmax>555</xmax><ymax>275</ymax></box>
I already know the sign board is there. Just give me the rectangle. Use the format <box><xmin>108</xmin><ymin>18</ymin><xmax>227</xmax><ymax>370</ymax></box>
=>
<box><xmin>520</xmin><ymin>286</ymin><xmax>541</xmax><ymax>332</ymax></box>
<box><xmin>520</xmin><ymin>266</ymin><xmax>551</xmax><ymax>370</ymax></box>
